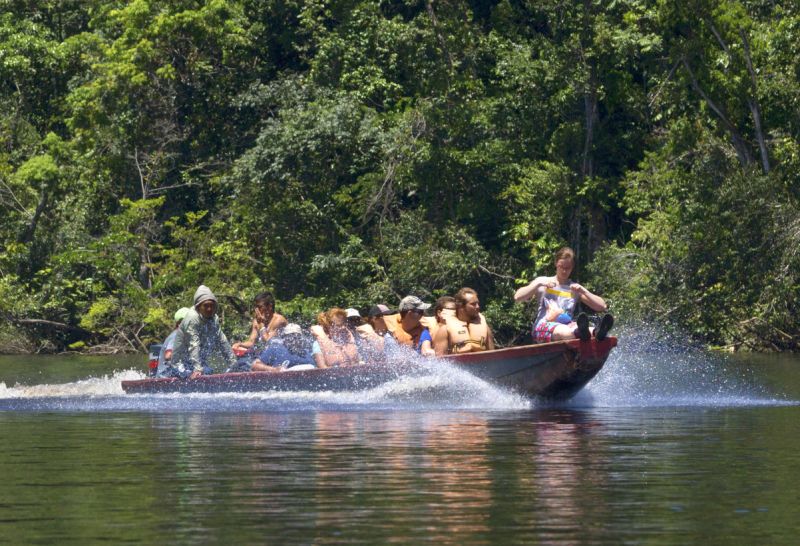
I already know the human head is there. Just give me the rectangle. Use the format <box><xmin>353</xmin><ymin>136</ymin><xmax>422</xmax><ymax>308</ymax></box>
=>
<box><xmin>434</xmin><ymin>296</ymin><xmax>456</xmax><ymax>323</ymax></box>
<box><xmin>554</xmin><ymin>247</ymin><xmax>575</xmax><ymax>279</ymax></box>
<box><xmin>193</xmin><ymin>285</ymin><xmax>217</xmax><ymax>319</ymax></box>
<box><xmin>345</xmin><ymin>308</ymin><xmax>362</xmax><ymax>328</ymax></box>
<box><xmin>318</xmin><ymin>308</ymin><xmax>348</xmax><ymax>336</ymax></box>
<box><xmin>283</xmin><ymin>323</ymin><xmax>303</xmax><ymax>336</ymax></box>
<box><xmin>367</xmin><ymin>304</ymin><xmax>394</xmax><ymax>334</ymax></box>
<box><xmin>398</xmin><ymin>295</ymin><xmax>430</xmax><ymax>318</ymax></box>
<box><xmin>454</xmin><ymin>287</ymin><xmax>480</xmax><ymax>320</ymax></box>
<box><xmin>254</xmin><ymin>291</ymin><xmax>276</xmax><ymax>314</ymax></box>
<box><xmin>282</xmin><ymin>323</ymin><xmax>304</xmax><ymax>351</ymax></box>
<box><xmin>174</xmin><ymin>307</ymin><xmax>191</xmax><ymax>327</ymax></box>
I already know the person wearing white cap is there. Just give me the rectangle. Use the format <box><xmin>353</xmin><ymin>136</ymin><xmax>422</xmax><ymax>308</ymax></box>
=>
<box><xmin>169</xmin><ymin>285</ymin><xmax>238</xmax><ymax>378</ymax></box>
<box><xmin>156</xmin><ymin>307</ymin><xmax>192</xmax><ymax>377</ymax></box>
<box><xmin>250</xmin><ymin>323</ymin><xmax>316</xmax><ymax>372</ymax></box>
<box><xmin>388</xmin><ymin>295</ymin><xmax>435</xmax><ymax>356</ymax></box>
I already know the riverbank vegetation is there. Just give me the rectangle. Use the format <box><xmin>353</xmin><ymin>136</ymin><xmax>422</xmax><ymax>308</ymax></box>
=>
<box><xmin>1</xmin><ymin>0</ymin><xmax>798</xmax><ymax>353</ymax></box>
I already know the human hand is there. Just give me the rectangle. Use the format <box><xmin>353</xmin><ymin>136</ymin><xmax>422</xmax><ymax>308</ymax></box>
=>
<box><xmin>253</xmin><ymin>310</ymin><xmax>265</xmax><ymax>326</ymax></box>
<box><xmin>545</xmin><ymin>303</ymin><xmax>564</xmax><ymax>322</ymax></box>
<box><xmin>570</xmin><ymin>283</ymin><xmax>586</xmax><ymax>296</ymax></box>
<box><xmin>189</xmin><ymin>370</ymin><xmax>202</xmax><ymax>380</ymax></box>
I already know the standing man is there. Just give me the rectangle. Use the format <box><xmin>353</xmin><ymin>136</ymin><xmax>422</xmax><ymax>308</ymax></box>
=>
<box><xmin>443</xmin><ymin>287</ymin><xmax>495</xmax><ymax>354</ymax></box>
<box><xmin>170</xmin><ymin>285</ymin><xmax>237</xmax><ymax>379</ymax></box>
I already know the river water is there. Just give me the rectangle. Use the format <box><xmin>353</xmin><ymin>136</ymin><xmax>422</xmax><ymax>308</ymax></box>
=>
<box><xmin>1</xmin><ymin>331</ymin><xmax>799</xmax><ymax>545</ymax></box>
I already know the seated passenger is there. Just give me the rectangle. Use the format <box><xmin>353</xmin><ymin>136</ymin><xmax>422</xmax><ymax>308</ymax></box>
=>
<box><xmin>432</xmin><ymin>296</ymin><xmax>456</xmax><ymax>356</ymax></box>
<box><xmin>250</xmin><ymin>323</ymin><xmax>316</xmax><ymax>372</ymax></box>
<box><xmin>156</xmin><ymin>307</ymin><xmax>191</xmax><ymax>377</ymax></box>
<box><xmin>443</xmin><ymin>287</ymin><xmax>495</xmax><ymax>354</ymax></box>
<box><xmin>169</xmin><ymin>285</ymin><xmax>237</xmax><ymax>379</ymax></box>
<box><xmin>310</xmin><ymin>308</ymin><xmax>360</xmax><ymax>368</ymax></box>
<box><xmin>386</xmin><ymin>296</ymin><xmax>435</xmax><ymax>357</ymax></box>
<box><xmin>513</xmin><ymin>246</ymin><xmax>613</xmax><ymax>342</ymax></box>
<box><xmin>343</xmin><ymin>306</ymin><xmax>391</xmax><ymax>364</ymax></box>
<box><xmin>365</xmin><ymin>304</ymin><xmax>396</xmax><ymax>343</ymax></box>
<box><xmin>232</xmin><ymin>291</ymin><xmax>288</xmax><ymax>354</ymax></box>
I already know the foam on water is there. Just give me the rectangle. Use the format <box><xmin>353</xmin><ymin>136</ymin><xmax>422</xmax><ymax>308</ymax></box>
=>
<box><xmin>0</xmin><ymin>358</ymin><xmax>531</xmax><ymax>412</ymax></box>
<box><xmin>572</xmin><ymin>323</ymin><xmax>798</xmax><ymax>408</ymax></box>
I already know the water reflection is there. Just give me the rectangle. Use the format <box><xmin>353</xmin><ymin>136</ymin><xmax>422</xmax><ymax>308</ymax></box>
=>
<box><xmin>133</xmin><ymin>411</ymin><xmax>615</xmax><ymax>543</ymax></box>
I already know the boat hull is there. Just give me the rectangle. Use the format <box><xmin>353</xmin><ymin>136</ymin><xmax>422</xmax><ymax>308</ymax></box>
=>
<box><xmin>444</xmin><ymin>337</ymin><xmax>616</xmax><ymax>400</ymax></box>
<box><xmin>121</xmin><ymin>337</ymin><xmax>616</xmax><ymax>400</ymax></box>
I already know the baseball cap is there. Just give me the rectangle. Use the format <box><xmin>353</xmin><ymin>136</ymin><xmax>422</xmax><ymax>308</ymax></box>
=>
<box><xmin>345</xmin><ymin>308</ymin><xmax>361</xmax><ymax>318</ymax></box>
<box><xmin>283</xmin><ymin>323</ymin><xmax>303</xmax><ymax>336</ymax></box>
<box><xmin>174</xmin><ymin>307</ymin><xmax>191</xmax><ymax>322</ymax></box>
<box><xmin>368</xmin><ymin>304</ymin><xmax>395</xmax><ymax>317</ymax></box>
<box><xmin>398</xmin><ymin>295</ymin><xmax>431</xmax><ymax>312</ymax></box>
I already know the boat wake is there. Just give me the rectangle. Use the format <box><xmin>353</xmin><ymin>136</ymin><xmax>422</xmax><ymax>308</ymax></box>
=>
<box><xmin>0</xmin><ymin>360</ymin><xmax>531</xmax><ymax>412</ymax></box>
<box><xmin>572</xmin><ymin>324</ymin><xmax>798</xmax><ymax>408</ymax></box>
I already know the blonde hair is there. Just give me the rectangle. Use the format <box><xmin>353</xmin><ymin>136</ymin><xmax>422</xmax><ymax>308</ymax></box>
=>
<box><xmin>317</xmin><ymin>307</ymin><xmax>347</xmax><ymax>335</ymax></box>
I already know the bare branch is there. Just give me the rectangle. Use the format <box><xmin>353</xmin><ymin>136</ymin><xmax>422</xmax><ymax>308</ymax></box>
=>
<box><xmin>649</xmin><ymin>59</ymin><xmax>681</xmax><ymax>109</ymax></box>
<box><xmin>681</xmin><ymin>57</ymin><xmax>753</xmax><ymax>167</ymax></box>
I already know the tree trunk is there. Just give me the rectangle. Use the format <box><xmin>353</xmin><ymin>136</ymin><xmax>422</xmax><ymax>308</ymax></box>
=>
<box><xmin>18</xmin><ymin>188</ymin><xmax>49</xmax><ymax>244</ymax></box>
<box><xmin>740</xmin><ymin>30</ymin><xmax>770</xmax><ymax>174</ymax></box>
<box><xmin>682</xmin><ymin>58</ymin><xmax>754</xmax><ymax>168</ymax></box>
<box><xmin>581</xmin><ymin>64</ymin><xmax>598</xmax><ymax>182</ymax></box>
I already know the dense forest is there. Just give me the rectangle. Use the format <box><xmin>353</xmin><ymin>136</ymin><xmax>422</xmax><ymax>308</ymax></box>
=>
<box><xmin>1</xmin><ymin>0</ymin><xmax>798</xmax><ymax>353</ymax></box>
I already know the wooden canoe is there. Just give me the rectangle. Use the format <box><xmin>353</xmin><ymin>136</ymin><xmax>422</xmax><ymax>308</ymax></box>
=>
<box><xmin>121</xmin><ymin>337</ymin><xmax>617</xmax><ymax>400</ymax></box>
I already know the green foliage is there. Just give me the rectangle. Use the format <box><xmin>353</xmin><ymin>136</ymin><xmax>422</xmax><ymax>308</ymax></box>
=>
<box><xmin>1</xmin><ymin>0</ymin><xmax>799</xmax><ymax>353</ymax></box>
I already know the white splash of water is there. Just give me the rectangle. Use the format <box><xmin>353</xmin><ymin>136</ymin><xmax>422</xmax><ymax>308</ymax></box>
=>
<box><xmin>0</xmin><ymin>357</ymin><xmax>529</xmax><ymax>411</ymax></box>
<box><xmin>575</xmin><ymin>323</ymin><xmax>797</xmax><ymax>407</ymax></box>
<box><xmin>0</xmin><ymin>369</ymin><xmax>145</xmax><ymax>399</ymax></box>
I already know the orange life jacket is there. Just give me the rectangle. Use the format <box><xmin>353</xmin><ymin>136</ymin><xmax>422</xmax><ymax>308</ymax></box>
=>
<box><xmin>445</xmin><ymin>313</ymin><xmax>490</xmax><ymax>354</ymax></box>
<box><xmin>385</xmin><ymin>313</ymin><xmax>426</xmax><ymax>349</ymax></box>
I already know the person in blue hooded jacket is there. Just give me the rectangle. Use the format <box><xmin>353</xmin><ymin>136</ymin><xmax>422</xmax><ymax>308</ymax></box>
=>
<box><xmin>168</xmin><ymin>285</ymin><xmax>237</xmax><ymax>379</ymax></box>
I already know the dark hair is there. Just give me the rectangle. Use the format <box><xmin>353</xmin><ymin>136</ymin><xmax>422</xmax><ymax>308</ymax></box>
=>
<box><xmin>434</xmin><ymin>296</ymin><xmax>456</xmax><ymax>314</ymax></box>
<box><xmin>454</xmin><ymin>287</ymin><xmax>478</xmax><ymax>308</ymax></box>
<box><xmin>254</xmin><ymin>291</ymin><xmax>275</xmax><ymax>309</ymax></box>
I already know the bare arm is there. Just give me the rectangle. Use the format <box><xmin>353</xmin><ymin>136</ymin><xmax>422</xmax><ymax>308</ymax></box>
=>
<box><xmin>233</xmin><ymin>318</ymin><xmax>260</xmax><ymax>350</ymax></box>
<box><xmin>251</xmin><ymin>359</ymin><xmax>280</xmax><ymax>373</ymax></box>
<box><xmin>571</xmin><ymin>283</ymin><xmax>607</xmax><ymax>313</ymax></box>
<box><xmin>313</xmin><ymin>352</ymin><xmax>329</xmax><ymax>368</ymax></box>
<box><xmin>485</xmin><ymin>327</ymin><xmax>495</xmax><ymax>351</ymax></box>
<box><xmin>514</xmin><ymin>276</ymin><xmax>553</xmax><ymax>302</ymax></box>
<box><xmin>433</xmin><ymin>326</ymin><xmax>449</xmax><ymax>356</ymax></box>
<box><xmin>262</xmin><ymin>313</ymin><xmax>288</xmax><ymax>343</ymax></box>
<box><xmin>420</xmin><ymin>339</ymin><xmax>435</xmax><ymax>357</ymax></box>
